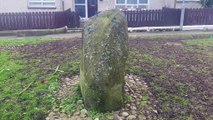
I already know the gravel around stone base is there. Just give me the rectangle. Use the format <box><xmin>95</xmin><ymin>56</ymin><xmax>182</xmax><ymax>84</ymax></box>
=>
<box><xmin>46</xmin><ymin>74</ymin><xmax>158</xmax><ymax>120</ymax></box>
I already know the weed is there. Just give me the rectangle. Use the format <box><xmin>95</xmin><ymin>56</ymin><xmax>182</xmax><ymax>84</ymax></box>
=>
<box><xmin>172</xmin><ymin>95</ymin><xmax>190</xmax><ymax>106</ymax></box>
<box><xmin>59</xmin><ymin>84</ymin><xmax>83</xmax><ymax>115</ymax></box>
<box><xmin>124</xmin><ymin>94</ymin><xmax>133</xmax><ymax>103</ymax></box>
<box><xmin>184</xmin><ymin>39</ymin><xmax>213</xmax><ymax>47</ymax></box>
<box><xmin>62</xmin><ymin>61</ymin><xmax>80</xmax><ymax>77</ymax></box>
<box><xmin>88</xmin><ymin>110</ymin><xmax>113</xmax><ymax>119</ymax></box>
<box><xmin>126</xmin><ymin>65</ymin><xmax>141</xmax><ymax>75</ymax></box>
<box><xmin>140</xmin><ymin>95</ymin><xmax>149</xmax><ymax>107</ymax></box>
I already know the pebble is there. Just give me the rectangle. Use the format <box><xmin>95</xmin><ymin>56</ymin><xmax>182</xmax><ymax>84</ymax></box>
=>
<box><xmin>45</xmin><ymin>75</ymin><xmax>157</xmax><ymax>120</ymax></box>
<box><xmin>136</xmin><ymin>101</ymin><xmax>140</xmax><ymax>105</ymax></box>
<box><xmin>126</xmin><ymin>104</ymin><xmax>131</xmax><ymax>108</ymax></box>
<box><xmin>77</xmin><ymin>100</ymin><xmax>83</xmax><ymax>104</ymax></box>
<box><xmin>121</xmin><ymin>112</ymin><xmax>129</xmax><ymax>117</ymax></box>
<box><xmin>129</xmin><ymin>75</ymin><xmax>133</xmax><ymax>79</ymax></box>
<box><xmin>65</xmin><ymin>77</ymin><xmax>71</xmax><ymax>81</ymax></box>
<box><xmin>131</xmin><ymin>110</ymin><xmax>137</xmax><ymax>115</ymax></box>
<box><xmin>125</xmin><ymin>89</ymin><xmax>130</xmax><ymax>92</ymax></box>
<box><xmin>135</xmin><ymin>93</ymin><xmax>140</xmax><ymax>96</ymax></box>
<box><xmin>153</xmin><ymin>110</ymin><xmax>158</xmax><ymax>114</ymax></box>
<box><xmin>73</xmin><ymin>112</ymin><xmax>80</xmax><ymax>116</ymax></box>
<box><xmin>48</xmin><ymin>112</ymin><xmax>55</xmax><ymax>117</ymax></box>
<box><xmin>138</xmin><ymin>115</ymin><xmax>146</xmax><ymax>120</ymax></box>
<box><xmin>46</xmin><ymin>117</ymin><xmax>50</xmax><ymax>120</ymax></box>
<box><xmin>80</xmin><ymin>109</ymin><xmax>88</xmax><ymax>118</ymax></box>
<box><xmin>113</xmin><ymin>114</ymin><xmax>122</xmax><ymax>120</ymax></box>
<box><xmin>130</xmin><ymin>106</ymin><xmax>137</xmax><ymax>110</ymax></box>
<box><xmin>86</xmin><ymin>118</ymin><xmax>93</xmax><ymax>120</ymax></box>
<box><xmin>127</xmin><ymin>115</ymin><xmax>137</xmax><ymax>120</ymax></box>
<box><xmin>130</xmin><ymin>103</ymin><xmax>136</xmax><ymax>106</ymax></box>
<box><xmin>53</xmin><ymin>108</ymin><xmax>59</xmax><ymax>112</ymax></box>
<box><xmin>132</xmin><ymin>95</ymin><xmax>137</xmax><ymax>99</ymax></box>
<box><xmin>106</xmin><ymin>115</ymin><xmax>113</xmax><ymax>120</ymax></box>
<box><xmin>129</xmin><ymin>80</ymin><xmax>135</xmax><ymax>84</ymax></box>
<box><xmin>136</xmin><ymin>98</ymin><xmax>140</xmax><ymax>101</ymax></box>
<box><xmin>59</xmin><ymin>113</ymin><xmax>67</xmax><ymax>117</ymax></box>
<box><xmin>70</xmin><ymin>116</ymin><xmax>82</xmax><ymax>120</ymax></box>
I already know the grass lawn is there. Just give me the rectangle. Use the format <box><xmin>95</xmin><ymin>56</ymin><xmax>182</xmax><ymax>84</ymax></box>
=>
<box><xmin>0</xmin><ymin>37</ymin><xmax>81</xmax><ymax>119</ymax></box>
<box><xmin>0</xmin><ymin>35</ymin><xmax>212</xmax><ymax>120</ymax></box>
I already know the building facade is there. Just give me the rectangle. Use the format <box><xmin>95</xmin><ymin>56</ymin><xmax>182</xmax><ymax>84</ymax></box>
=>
<box><xmin>175</xmin><ymin>0</ymin><xmax>201</xmax><ymax>8</ymax></box>
<box><xmin>0</xmin><ymin>0</ymin><xmax>202</xmax><ymax>18</ymax></box>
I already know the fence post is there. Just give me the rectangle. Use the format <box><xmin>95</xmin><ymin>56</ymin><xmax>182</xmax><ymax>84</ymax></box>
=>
<box><xmin>180</xmin><ymin>0</ymin><xmax>186</xmax><ymax>30</ymax></box>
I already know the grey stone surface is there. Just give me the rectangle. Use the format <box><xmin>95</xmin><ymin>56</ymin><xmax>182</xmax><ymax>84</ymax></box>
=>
<box><xmin>80</xmin><ymin>9</ymin><xmax>128</xmax><ymax>112</ymax></box>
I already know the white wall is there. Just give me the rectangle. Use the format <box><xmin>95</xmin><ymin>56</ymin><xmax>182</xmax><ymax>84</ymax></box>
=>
<box><xmin>149</xmin><ymin>0</ymin><xmax>175</xmax><ymax>9</ymax></box>
<box><xmin>176</xmin><ymin>2</ymin><xmax>202</xmax><ymax>8</ymax></box>
<box><xmin>98</xmin><ymin>0</ymin><xmax>115</xmax><ymax>12</ymax></box>
<box><xmin>0</xmin><ymin>0</ymin><xmax>28</xmax><ymax>13</ymax></box>
<box><xmin>0</xmin><ymin>0</ymin><xmax>202</xmax><ymax>13</ymax></box>
<box><xmin>98</xmin><ymin>0</ymin><xmax>175</xmax><ymax>11</ymax></box>
<box><xmin>63</xmin><ymin>0</ymin><xmax>74</xmax><ymax>11</ymax></box>
<box><xmin>0</xmin><ymin>0</ymin><xmax>74</xmax><ymax>13</ymax></box>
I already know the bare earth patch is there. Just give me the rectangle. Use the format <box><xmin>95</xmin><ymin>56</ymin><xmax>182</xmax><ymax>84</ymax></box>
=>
<box><xmin>129</xmin><ymin>37</ymin><xmax>213</xmax><ymax>119</ymax></box>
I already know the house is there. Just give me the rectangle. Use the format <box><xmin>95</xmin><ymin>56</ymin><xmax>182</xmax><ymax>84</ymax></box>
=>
<box><xmin>0</xmin><ymin>0</ymin><xmax>202</xmax><ymax>19</ymax></box>
<box><xmin>175</xmin><ymin>0</ymin><xmax>202</xmax><ymax>8</ymax></box>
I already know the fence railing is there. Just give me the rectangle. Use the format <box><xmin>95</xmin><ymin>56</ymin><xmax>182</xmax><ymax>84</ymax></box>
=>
<box><xmin>0</xmin><ymin>9</ymin><xmax>80</xmax><ymax>31</ymax></box>
<box><xmin>123</xmin><ymin>8</ymin><xmax>213</xmax><ymax>27</ymax></box>
<box><xmin>1</xmin><ymin>8</ymin><xmax>213</xmax><ymax>30</ymax></box>
<box><xmin>123</xmin><ymin>8</ymin><xmax>181</xmax><ymax>27</ymax></box>
<box><xmin>184</xmin><ymin>8</ymin><xmax>213</xmax><ymax>25</ymax></box>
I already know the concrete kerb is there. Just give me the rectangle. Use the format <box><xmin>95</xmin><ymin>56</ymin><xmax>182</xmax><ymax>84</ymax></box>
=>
<box><xmin>128</xmin><ymin>25</ymin><xmax>213</xmax><ymax>32</ymax></box>
<box><xmin>68</xmin><ymin>25</ymin><xmax>213</xmax><ymax>33</ymax></box>
<box><xmin>0</xmin><ymin>26</ymin><xmax>68</xmax><ymax>37</ymax></box>
<box><xmin>1</xmin><ymin>26</ymin><xmax>213</xmax><ymax>39</ymax></box>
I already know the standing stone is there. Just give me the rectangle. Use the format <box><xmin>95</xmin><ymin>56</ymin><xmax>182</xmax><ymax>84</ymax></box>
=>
<box><xmin>80</xmin><ymin>9</ymin><xmax>128</xmax><ymax>112</ymax></box>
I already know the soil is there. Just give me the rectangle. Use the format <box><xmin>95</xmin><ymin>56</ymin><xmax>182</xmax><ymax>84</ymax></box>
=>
<box><xmin>17</xmin><ymin>38</ymin><xmax>81</xmax><ymax>68</ymax></box>
<box><xmin>129</xmin><ymin>37</ymin><xmax>213</xmax><ymax>120</ymax></box>
<box><xmin>1</xmin><ymin>35</ymin><xmax>212</xmax><ymax>120</ymax></box>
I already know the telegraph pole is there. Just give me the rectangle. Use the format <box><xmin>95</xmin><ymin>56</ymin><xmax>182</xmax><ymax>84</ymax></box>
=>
<box><xmin>180</xmin><ymin>0</ymin><xmax>185</xmax><ymax>30</ymax></box>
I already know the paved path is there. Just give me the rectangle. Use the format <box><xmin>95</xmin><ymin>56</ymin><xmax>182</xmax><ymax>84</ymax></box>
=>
<box><xmin>36</xmin><ymin>30</ymin><xmax>213</xmax><ymax>39</ymax></box>
<box><xmin>1</xmin><ymin>30</ymin><xmax>213</xmax><ymax>39</ymax></box>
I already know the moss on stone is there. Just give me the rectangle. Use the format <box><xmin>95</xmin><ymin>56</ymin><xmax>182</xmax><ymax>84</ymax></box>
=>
<box><xmin>80</xmin><ymin>9</ymin><xmax>128</xmax><ymax>112</ymax></box>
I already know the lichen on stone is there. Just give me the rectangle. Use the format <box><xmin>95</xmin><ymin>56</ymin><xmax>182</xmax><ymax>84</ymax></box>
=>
<box><xmin>80</xmin><ymin>9</ymin><xmax>128</xmax><ymax>112</ymax></box>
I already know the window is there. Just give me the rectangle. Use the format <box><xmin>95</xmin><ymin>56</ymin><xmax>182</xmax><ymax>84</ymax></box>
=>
<box><xmin>176</xmin><ymin>0</ymin><xmax>200</xmax><ymax>1</ymax></box>
<box><xmin>117</xmin><ymin>0</ymin><xmax>125</xmax><ymax>4</ymax></box>
<box><xmin>127</xmin><ymin>0</ymin><xmax>137</xmax><ymax>4</ymax></box>
<box><xmin>28</xmin><ymin>0</ymin><xmax>55</xmax><ymax>8</ymax></box>
<box><xmin>75</xmin><ymin>0</ymin><xmax>86</xmax><ymax>18</ymax></box>
<box><xmin>75</xmin><ymin>0</ymin><xmax>85</xmax><ymax>4</ymax></box>
<box><xmin>139</xmin><ymin>0</ymin><xmax>148</xmax><ymax>4</ymax></box>
<box><xmin>115</xmin><ymin>0</ymin><xmax>149</xmax><ymax>10</ymax></box>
